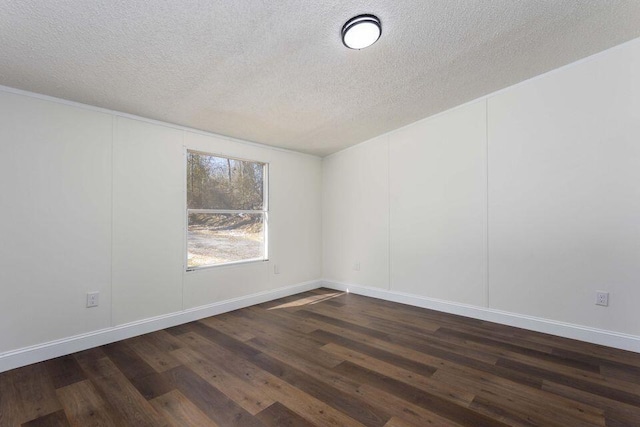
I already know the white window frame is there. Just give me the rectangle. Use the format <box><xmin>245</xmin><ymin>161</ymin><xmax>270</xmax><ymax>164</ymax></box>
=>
<box><xmin>185</xmin><ymin>149</ymin><xmax>269</xmax><ymax>271</ymax></box>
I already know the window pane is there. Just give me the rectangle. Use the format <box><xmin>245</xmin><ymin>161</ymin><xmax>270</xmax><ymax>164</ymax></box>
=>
<box><xmin>187</xmin><ymin>213</ymin><xmax>265</xmax><ymax>268</ymax></box>
<box><xmin>187</xmin><ymin>152</ymin><xmax>264</xmax><ymax>210</ymax></box>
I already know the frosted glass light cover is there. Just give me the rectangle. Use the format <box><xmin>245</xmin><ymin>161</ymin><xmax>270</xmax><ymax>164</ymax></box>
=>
<box><xmin>342</xmin><ymin>15</ymin><xmax>381</xmax><ymax>50</ymax></box>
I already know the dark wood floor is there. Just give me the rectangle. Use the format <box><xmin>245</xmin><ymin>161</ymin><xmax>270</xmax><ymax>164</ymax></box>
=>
<box><xmin>2</xmin><ymin>289</ymin><xmax>640</xmax><ymax>426</ymax></box>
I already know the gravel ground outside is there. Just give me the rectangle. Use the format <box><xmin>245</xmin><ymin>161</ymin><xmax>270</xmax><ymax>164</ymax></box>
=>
<box><xmin>187</xmin><ymin>228</ymin><xmax>264</xmax><ymax>267</ymax></box>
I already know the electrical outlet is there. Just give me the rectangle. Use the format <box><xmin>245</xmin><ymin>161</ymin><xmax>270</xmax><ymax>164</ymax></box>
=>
<box><xmin>274</xmin><ymin>264</ymin><xmax>280</xmax><ymax>274</ymax></box>
<box><xmin>87</xmin><ymin>292</ymin><xmax>99</xmax><ymax>308</ymax></box>
<box><xmin>353</xmin><ymin>262</ymin><xmax>360</xmax><ymax>271</ymax></box>
<box><xmin>595</xmin><ymin>291</ymin><xmax>609</xmax><ymax>307</ymax></box>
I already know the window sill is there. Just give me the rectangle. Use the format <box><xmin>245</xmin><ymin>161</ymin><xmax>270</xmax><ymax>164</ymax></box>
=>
<box><xmin>185</xmin><ymin>258</ymin><xmax>269</xmax><ymax>273</ymax></box>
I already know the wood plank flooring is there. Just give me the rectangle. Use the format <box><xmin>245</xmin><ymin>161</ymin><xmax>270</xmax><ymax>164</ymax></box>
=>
<box><xmin>2</xmin><ymin>288</ymin><xmax>640</xmax><ymax>426</ymax></box>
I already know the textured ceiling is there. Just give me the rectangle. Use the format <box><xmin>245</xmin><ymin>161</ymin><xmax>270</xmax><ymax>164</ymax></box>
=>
<box><xmin>1</xmin><ymin>1</ymin><xmax>640</xmax><ymax>156</ymax></box>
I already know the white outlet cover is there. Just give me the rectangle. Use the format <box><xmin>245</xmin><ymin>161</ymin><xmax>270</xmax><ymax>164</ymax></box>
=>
<box><xmin>87</xmin><ymin>292</ymin><xmax>100</xmax><ymax>308</ymax></box>
<box><xmin>595</xmin><ymin>291</ymin><xmax>609</xmax><ymax>307</ymax></box>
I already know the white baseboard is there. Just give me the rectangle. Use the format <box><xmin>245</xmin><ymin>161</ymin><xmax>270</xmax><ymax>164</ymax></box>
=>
<box><xmin>4</xmin><ymin>278</ymin><xmax>638</xmax><ymax>373</ymax></box>
<box><xmin>0</xmin><ymin>280</ymin><xmax>321</xmax><ymax>373</ymax></box>
<box><xmin>323</xmin><ymin>280</ymin><xmax>640</xmax><ymax>354</ymax></box>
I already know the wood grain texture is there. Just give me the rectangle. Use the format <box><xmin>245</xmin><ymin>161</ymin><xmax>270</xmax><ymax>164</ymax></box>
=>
<box><xmin>2</xmin><ymin>288</ymin><xmax>640</xmax><ymax>426</ymax></box>
<box><xmin>74</xmin><ymin>356</ymin><xmax>167</xmax><ymax>427</ymax></box>
<box><xmin>0</xmin><ymin>363</ymin><xmax>62</xmax><ymax>426</ymax></box>
<box><xmin>55</xmin><ymin>380</ymin><xmax>122</xmax><ymax>427</ymax></box>
<box><xmin>20</xmin><ymin>410</ymin><xmax>70</xmax><ymax>427</ymax></box>
<box><xmin>255</xmin><ymin>402</ymin><xmax>316</xmax><ymax>427</ymax></box>
<box><xmin>150</xmin><ymin>390</ymin><xmax>218</xmax><ymax>427</ymax></box>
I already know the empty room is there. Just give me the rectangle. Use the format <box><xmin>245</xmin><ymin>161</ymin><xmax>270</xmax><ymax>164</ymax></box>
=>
<box><xmin>1</xmin><ymin>1</ymin><xmax>640</xmax><ymax>426</ymax></box>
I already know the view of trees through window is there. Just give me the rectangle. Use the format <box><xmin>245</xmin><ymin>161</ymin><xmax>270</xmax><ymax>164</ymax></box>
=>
<box><xmin>187</xmin><ymin>151</ymin><xmax>267</xmax><ymax>268</ymax></box>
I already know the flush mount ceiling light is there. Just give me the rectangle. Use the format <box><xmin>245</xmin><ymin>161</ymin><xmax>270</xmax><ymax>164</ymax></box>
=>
<box><xmin>341</xmin><ymin>14</ymin><xmax>381</xmax><ymax>50</ymax></box>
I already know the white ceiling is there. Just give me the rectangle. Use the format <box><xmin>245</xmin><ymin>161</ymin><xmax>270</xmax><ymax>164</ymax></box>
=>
<box><xmin>1</xmin><ymin>1</ymin><xmax>640</xmax><ymax>156</ymax></box>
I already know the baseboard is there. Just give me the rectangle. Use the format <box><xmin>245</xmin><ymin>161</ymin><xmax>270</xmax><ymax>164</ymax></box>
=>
<box><xmin>322</xmin><ymin>280</ymin><xmax>640</xmax><ymax>354</ymax></box>
<box><xmin>0</xmin><ymin>280</ymin><xmax>322</xmax><ymax>373</ymax></box>
<box><xmin>5</xmin><ymin>278</ymin><xmax>638</xmax><ymax>373</ymax></box>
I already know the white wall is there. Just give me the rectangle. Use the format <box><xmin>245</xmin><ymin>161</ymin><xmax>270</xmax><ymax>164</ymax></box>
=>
<box><xmin>323</xmin><ymin>37</ymin><xmax>640</xmax><ymax>337</ymax></box>
<box><xmin>0</xmin><ymin>92</ymin><xmax>112</xmax><ymax>352</ymax></box>
<box><xmin>112</xmin><ymin>118</ymin><xmax>185</xmax><ymax>325</ymax></box>
<box><xmin>322</xmin><ymin>135</ymin><xmax>390</xmax><ymax>290</ymax></box>
<box><xmin>0</xmin><ymin>90</ymin><xmax>322</xmax><ymax>355</ymax></box>
<box><xmin>390</xmin><ymin>101</ymin><xmax>487</xmax><ymax>307</ymax></box>
<box><xmin>488</xmin><ymin>39</ymin><xmax>640</xmax><ymax>335</ymax></box>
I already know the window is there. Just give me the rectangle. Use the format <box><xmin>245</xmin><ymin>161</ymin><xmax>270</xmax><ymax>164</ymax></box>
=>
<box><xmin>186</xmin><ymin>151</ymin><xmax>267</xmax><ymax>269</ymax></box>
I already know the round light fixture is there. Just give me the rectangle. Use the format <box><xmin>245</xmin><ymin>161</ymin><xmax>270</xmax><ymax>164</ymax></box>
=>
<box><xmin>341</xmin><ymin>14</ymin><xmax>381</xmax><ymax>50</ymax></box>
